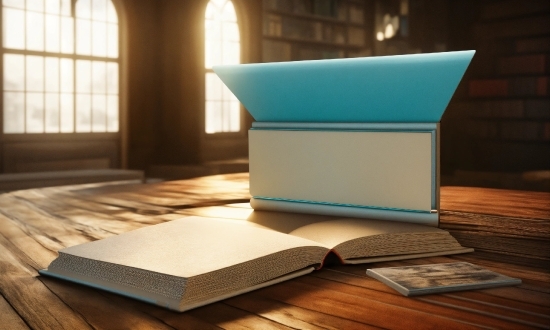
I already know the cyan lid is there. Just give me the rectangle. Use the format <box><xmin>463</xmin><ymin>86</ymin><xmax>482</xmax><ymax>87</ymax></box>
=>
<box><xmin>213</xmin><ymin>50</ymin><xmax>475</xmax><ymax>123</ymax></box>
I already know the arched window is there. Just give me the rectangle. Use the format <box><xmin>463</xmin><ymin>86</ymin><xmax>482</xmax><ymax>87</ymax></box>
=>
<box><xmin>2</xmin><ymin>0</ymin><xmax>119</xmax><ymax>134</ymax></box>
<box><xmin>204</xmin><ymin>0</ymin><xmax>240</xmax><ymax>134</ymax></box>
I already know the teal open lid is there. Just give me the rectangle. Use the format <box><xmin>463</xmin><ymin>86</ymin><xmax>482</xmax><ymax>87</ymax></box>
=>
<box><xmin>213</xmin><ymin>50</ymin><xmax>475</xmax><ymax>123</ymax></box>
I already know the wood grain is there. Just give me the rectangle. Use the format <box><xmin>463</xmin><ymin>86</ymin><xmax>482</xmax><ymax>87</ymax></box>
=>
<box><xmin>0</xmin><ymin>173</ymin><xmax>548</xmax><ymax>329</ymax></box>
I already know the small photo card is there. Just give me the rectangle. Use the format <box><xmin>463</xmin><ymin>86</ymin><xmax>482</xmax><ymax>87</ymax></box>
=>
<box><xmin>366</xmin><ymin>262</ymin><xmax>521</xmax><ymax>296</ymax></box>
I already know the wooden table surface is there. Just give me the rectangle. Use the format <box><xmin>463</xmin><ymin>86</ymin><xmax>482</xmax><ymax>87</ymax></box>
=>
<box><xmin>0</xmin><ymin>173</ymin><xmax>549</xmax><ymax>329</ymax></box>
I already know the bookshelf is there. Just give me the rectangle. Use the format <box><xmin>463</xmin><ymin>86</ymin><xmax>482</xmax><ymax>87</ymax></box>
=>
<box><xmin>262</xmin><ymin>0</ymin><xmax>373</xmax><ymax>62</ymax></box>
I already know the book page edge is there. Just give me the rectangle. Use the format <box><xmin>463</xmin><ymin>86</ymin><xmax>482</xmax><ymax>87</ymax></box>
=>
<box><xmin>342</xmin><ymin>247</ymin><xmax>474</xmax><ymax>264</ymax></box>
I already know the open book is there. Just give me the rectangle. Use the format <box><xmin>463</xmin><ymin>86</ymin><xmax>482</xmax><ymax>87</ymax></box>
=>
<box><xmin>40</xmin><ymin>212</ymin><xmax>472</xmax><ymax>312</ymax></box>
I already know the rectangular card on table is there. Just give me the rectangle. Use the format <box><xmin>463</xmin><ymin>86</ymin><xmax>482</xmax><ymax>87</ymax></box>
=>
<box><xmin>366</xmin><ymin>262</ymin><xmax>521</xmax><ymax>296</ymax></box>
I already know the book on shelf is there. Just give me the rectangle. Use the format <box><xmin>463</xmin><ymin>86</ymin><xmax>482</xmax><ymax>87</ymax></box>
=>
<box><xmin>41</xmin><ymin>213</ymin><xmax>472</xmax><ymax>311</ymax></box>
<box><xmin>347</xmin><ymin>26</ymin><xmax>365</xmax><ymax>46</ymax></box>
<box><xmin>348</xmin><ymin>2</ymin><xmax>364</xmax><ymax>24</ymax></box>
<box><xmin>367</xmin><ymin>262</ymin><xmax>521</xmax><ymax>296</ymax></box>
<box><xmin>215</xmin><ymin>50</ymin><xmax>476</xmax><ymax>226</ymax></box>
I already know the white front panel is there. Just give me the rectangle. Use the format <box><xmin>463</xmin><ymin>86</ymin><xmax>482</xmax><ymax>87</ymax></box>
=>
<box><xmin>249</xmin><ymin>129</ymin><xmax>433</xmax><ymax>212</ymax></box>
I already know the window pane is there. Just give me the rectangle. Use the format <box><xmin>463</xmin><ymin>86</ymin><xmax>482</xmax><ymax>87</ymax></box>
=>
<box><xmin>4</xmin><ymin>54</ymin><xmax>25</xmax><ymax>91</ymax></box>
<box><xmin>106</xmin><ymin>1</ymin><xmax>117</xmax><ymax>23</ymax></box>
<box><xmin>91</xmin><ymin>0</ymin><xmax>107</xmax><ymax>21</ymax></box>
<box><xmin>60</xmin><ymin>16</ymin><xmax>74</xmax><ymax>53</ymax></box>
<box><xmin>92</xmin><ymin>21</ymin><xmax>107</xmax><ymax>57</ymax></box>
<box><xmin>205</xmin><ymin>3</ymin><xmax>214</xmax><ymax>19</ymax></box>
<box><xmin>92</xmin><ymin>94</ymin><xmax>106</xmax><ymax>132</ymax></box>
<box><xmin>3</xmin><ymin>8</ymin><xmax>25</xmax><ymax>49</ymax></box>
<box><xmin>205</xmin><ymin>72</ymin><xmax>222</xmax><ymax>101</ymax></box>
<box><xmin>27</xmin><ymin>11</ymin><xmax>45</xmax><ymax>51</ymax></box>
<box><xmin>45</xmin><ymin>13</ymin><xmax>60</xmax><ymax>52</ymax></box>
<box><xmin>229</xmin><ymin>101</ymin><xmax>240</xmax><ymax>131</ymax></box>
<box><xmin>60</xmin><ymin>58</ymin><xmax>73</xmax><ymax>92</ymax></box>
<box><xmin>106</xmin><ymin>95</ymin><xmax>118</xmax><ymax>132</ymax></box>
<box><xmin>45</xmin><ymin>93</ymin><xmax>60</xmax><ymax>132</ymax></box>
<box><xmin>106</xmin><ymin>62</ymin><xmax>118</xmax><ymax>94</ymax></box>
<box><xmin>76</xmin><ymin>60</ymin><xmax>91</xmax><ymax>93</ymax></box>
<box><xmin>205</xmin><ymin>19</ymin><xmax>221</xmax><ymax>41</ymax></box>
<box><xmin>222</xmin><ymin>41</ymin><xmax>239</xmax><ymax>65</ymax></box>
<box><xmin>92</xmin><ymin>61</ymin><xmax>106</xmax><ymax>94</ymax></box>
<box><xmin>45</xmin><ymin>0</ymin><xmax>60</xmax><ymax>14</ymax></box>
<box><xmin>222</xmin><ymin>80</ymin><xmax>236</xmax><ymax>100</ymax></box>
<box><xmin>26</xmin><ymin>92</ymin><xmax>44</xmax><ymax>133</ymax></box>
<box><xmin>76</xmin><ymin>0</ymin><xmax>91</xmax><ymax>19</ymax></box>
<box><xmin>222</xmin><ymin>22</ymin><xmax>239</xmax><ymax>42</ymax></box>
<box><xmin>3</xmin><ymin>0</ymin><xmax>25</xmax><ymax>9</ymax></box>
<box><xmin>222</xmin><ymin>1</ymin><xmax>236</xmax><ymax>21</ymax></box>
<box><xmin>60</xmin><ymin>93</ymin><xmax>73</xmax><ymax>132</ymax></box>
<box><xmin>76</xmin><ymin>94</ymin><xmax>91</xmax><ymax>132</ymax></box>
<box><xmin>76</xmin><ymin>19</ymin><xmax>91</xmax><ymax>55</ymax></box>
<box><xmin>205</xmin><ymin>101</ymin><xmax>222</xmax><ymax>133</ymax></box>
<box><xmin>60</xmin><ymin>0</ymin><xmax>70</xmax><ymax>15</ymax></box>
<box><xmin>27</xmin><ymin>0</ymin><xmax>44</xmax><ymax>11</ymax></box>
<box><xmin>205</xmin><ymin>39</ymin><xmax>220</xmax><ymax>69</ymax></box>
<box><xmin>3</xmin><ymin>92</ymin><xmax>25</xmax><ymax>133</ymax></box>
<box><xmin>222</xmin><ymin>101</ymin><xmax>230</xmax><ymax>131</ymax></box>
<box><xmin>45</xmin><ymin>57</ymin><xmax>59</xmax><ymax>92</ymax></box>
<box><xmin>26</xmin><ymin>56</ymin><xmax>44</xmax><ymax>92</ymax></box>
<box><xmin>107</xmin><ymin>23</ymin><xmax>118</xmax><ymax>58</ymax></box>
<box><xmin>204</xmin><ymin>0</ymin><xmax>240</xmax><ymax>133</ymax></box>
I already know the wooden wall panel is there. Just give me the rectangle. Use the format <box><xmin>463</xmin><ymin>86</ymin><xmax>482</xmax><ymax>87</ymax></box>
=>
<box><xmin>2</xmin><ymin>140</ymin><xmax>119</xmax><ymax>173</ymax></box>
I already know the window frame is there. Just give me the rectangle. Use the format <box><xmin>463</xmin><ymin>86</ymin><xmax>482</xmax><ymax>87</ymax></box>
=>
<box><xmin>0</xmin><ymin>0</ymin><xmax>123</xmax><ymax>140</ymax></box>
<box><xmin>0</xmin><ymin>0</ymin><xmax>128</xmax><ymax>170</ymax></box>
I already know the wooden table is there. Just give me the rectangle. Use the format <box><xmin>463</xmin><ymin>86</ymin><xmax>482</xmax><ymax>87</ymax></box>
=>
<box><xmin>0</xmin><ymin>173</ymin><xmax>549</xmax><ymax>329</ymax></box>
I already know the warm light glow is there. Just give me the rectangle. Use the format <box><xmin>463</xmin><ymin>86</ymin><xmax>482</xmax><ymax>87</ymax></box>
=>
<box><xmin>380</xmin><ymin>14</ymin><xmax>400</xmax><ymax>40</ymax></box>
<box><xmin>204</xmin><ymin>0</ymin><xmax>241</xmax><ymax>134</ymax></box>
<box><xmin>384</xmin><ymin>24</ymin><xmax>395</xmax><ymax>39</ymax></box>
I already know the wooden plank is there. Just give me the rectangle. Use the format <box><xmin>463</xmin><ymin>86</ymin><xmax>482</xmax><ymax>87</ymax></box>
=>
<box><xmin>255</xmin><ymin>277</ymin><xmax>486</xmax><ymax>330</ymax></box>
<box><xmin>417</xmin><ymin>294</ymin><xmax>549</xmax><ymax>328</ymax></box>
<box><xmin>0</xmin><ymin>214</ymin><xmax>58</xmax><ymax>269</ymax></box>
<box><xmin>39</xmin><ymin>277</ymin><xmax>176</xmax><ymax>330</ymax></box>
<box><xmin>225</xmin><ymin>293</ymin><xmax>377</xmax><ymax>330</ymax></box>
<box><xmin>440</xmin><ymin>187</ymin><xmax>550</xmax><ymax>220</ymax></box>
<box><xmin>308</xmin><ymin>270</ymin><xmax>540</xmax><ymax>329</ymax></box>
<box><xmin>141</xmin><ymin>308</ymin><xmax>223</xmax><ymax>330</ymax></box>
<box><xmin>0</xmin><ymin>235</ymin><xmax>92</xmax><ymax>329</ymax></box>
<box><xmin>440</xmin><ymin>211</ymin><xmax>550</xmax><ymax>239</ymax></box>
<box><xmin>0</xmin><ymin>196</ymin><xmax>92</xmax><ymax>249</ymax></box>
<box><xmin>327</xmin><ymin>258</ymin><xmax>550</xmax><ymax>309</ymax></box>
<box><xmin>318</xmin><ymin>268</ymin><xmax>550</xmax><ymax>316</ymax></box>
<box><xmin>187</xmin><ymin>303</ymin><xmax>294</xmax><ymax>329</ymax></box>
<box><xmin>0</xmin><ymin>294</ymin><xmax>30</xmax><ymax>330</ymax></box>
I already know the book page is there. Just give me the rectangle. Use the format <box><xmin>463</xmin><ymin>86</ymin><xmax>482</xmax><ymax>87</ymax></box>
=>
<box><xmin>57</xmin><ymin>216</ymin><xmax>329</xmax><ymax>278</ymax></box>
<box><xmin>287</xmin><ymin>218</ymin><xmax>445</xmax><ymax>249</ymax></box>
